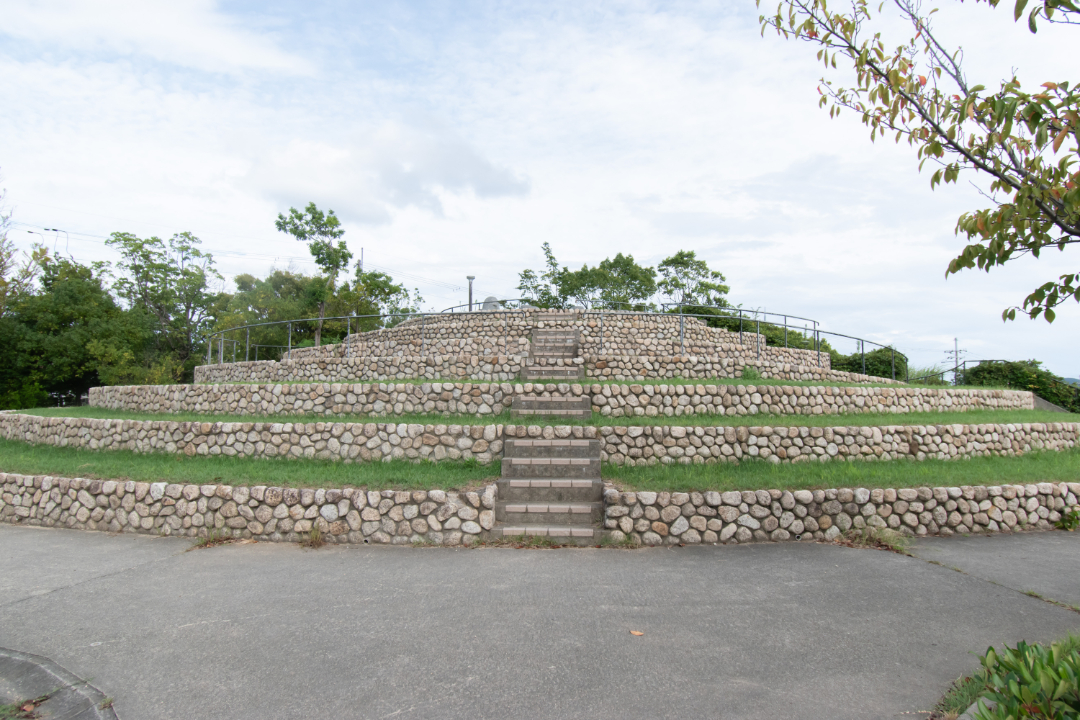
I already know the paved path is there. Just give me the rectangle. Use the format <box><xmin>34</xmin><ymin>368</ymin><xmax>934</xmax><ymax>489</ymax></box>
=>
<box><xmin>1</xmin><ymin>525</ymin><xmax>1078</xmax><ymax>720</ymax></box>
<box><xmin>910</xmin><ymin>531</ymin><xmax>1080</xmax><ymax>607</ymax></box>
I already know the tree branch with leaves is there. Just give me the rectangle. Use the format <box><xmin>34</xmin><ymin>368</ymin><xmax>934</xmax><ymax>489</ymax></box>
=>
<box><xmin>275</xmin><ymin>202</ymin><xmax>352</xmax><ymax>346</ymax></box>
<box><xmin>759</xmin><ymin>0</ymin><xmax>1079</xmax><ymax>321</ymax></box>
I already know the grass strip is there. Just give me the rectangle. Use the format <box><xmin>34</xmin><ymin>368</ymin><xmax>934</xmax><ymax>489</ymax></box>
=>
<box><xmin>18</xmin><ymin>406</ymin><xmax>1079</xmax><ymax>428</ymax></box>
<box><xmin>1</xmin><ymin>437</ymin><xmax>1077</xmax><ymax>493</ymax></box>
<box><xmin>0</xmin><ymin>437</ymin><xmax>497</xmax><ymax>490</ymax></box>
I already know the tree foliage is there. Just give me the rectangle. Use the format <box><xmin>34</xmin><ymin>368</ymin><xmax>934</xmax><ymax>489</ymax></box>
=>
<box><xmin>657</xmin><ymin>250</ymin><xmax>731</xmax><ymax>308</ymax></box>
<box><xmin>105</xmin><ymin>232</ymin><xmax>222</xmax><ymax>378</ymax></box>
<box><xmin>275</xmin><ymin>202</ymin><xmax>352</xmax><ymax>345</ymax></box>
<box><xmin>1</xmin><ymin>215</ymin><xmax>422</xmax><ymax>408</ymax></box>
<box><xmin>961</xmin><ymin>359</ymin><xmax>1080</xmax><ymax>410</ymax></box>
<box><xmin>759</xmin><ymin>0</ymin><xmax>1080</xmax><ymax>321</ymax></box>
<box><xmin>516</xmin><ymin>244</ymin><xmax>726</xmax><ymax>311</ymax></box>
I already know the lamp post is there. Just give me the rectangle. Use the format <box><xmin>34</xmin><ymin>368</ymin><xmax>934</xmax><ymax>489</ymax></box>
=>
<box><xmin>467</xmin><ymin>276</ymin><xmax>475</xmax><ymax>311</ymax></box>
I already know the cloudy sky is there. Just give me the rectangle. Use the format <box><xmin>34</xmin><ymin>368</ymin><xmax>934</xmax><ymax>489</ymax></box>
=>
<box><xmin>1</xmin><ymin>0</ymin><xmax>1076</xmax><ymax>377</ymax></box>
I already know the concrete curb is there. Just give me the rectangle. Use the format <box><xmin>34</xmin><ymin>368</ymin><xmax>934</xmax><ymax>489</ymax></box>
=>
<box><xmin>0</xmin><ymin>646</ymin><xmax>118</xmax><ymax>720</ymax></box>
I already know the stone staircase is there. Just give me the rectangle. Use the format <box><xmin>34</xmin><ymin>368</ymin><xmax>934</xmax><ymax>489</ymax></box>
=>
<box><xmin>521</xmin><ymin>313</ymin><xmax>583</xmax><ymax>381</ymax></box>
<box><xmin>492</xmin><ymin>437</ymin><xmax>604</xmax><ymax>544</ymax></box>
<box><xmin>494</xmin><ymin>313</ymin><xmax>602</xmax><ymax>543</ymax></box>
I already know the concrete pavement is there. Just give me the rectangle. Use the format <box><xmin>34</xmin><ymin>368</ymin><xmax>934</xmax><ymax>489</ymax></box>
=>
<box><xmin>1</xmin><ymin>525</ymin><xmax>1078</xmax><ymax>720</ymax></box>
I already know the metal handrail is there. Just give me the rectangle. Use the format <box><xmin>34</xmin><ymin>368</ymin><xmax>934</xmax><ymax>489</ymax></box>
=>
<box><xmin>202</xmin><ymin>306</ymin><xmax>909</xmax><ymax>381</ymax></box>
<box><xmin>581</xmin><ymin>306</ymin><xmax>907</xmax><ymax>381</ymax></box>
<box><xmin>441</xmin><ymin>298</ymin><xmax>530</xmax><ymax>313</ymax></box>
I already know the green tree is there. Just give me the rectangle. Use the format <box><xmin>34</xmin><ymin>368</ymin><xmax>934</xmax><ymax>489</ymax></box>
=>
<box><xmin>336</xmin><ymin>267</ymin><xmax>423</xmax><ymax>331</ymax></box>
<box><xmin>517</xmin><ymin>244</ymin><xmax>658</xmax><ymax>310</ymax></box>
<box><xmin>657</xmin><ymin>250</ymin><xmax>730</xmax><ymax>309</ymax></box>
<box><xmin>585</xmin><ymin>253</ymin><xmax>657</xmax><ymax>310</ymax></box>
<box><xmin>275</xmin><ymin>202</ymin><xmax>352</xmax><ymax>345</ymax></box>
<box><xmin>517</xmin><ymin>242</ymin><xmax>568</xmax><ymax>308</ymax></box>
<box><xmin>215</xmin><ymin>270</ymin><xmax>321</xmax><ymax>358</ymax></box>
<box><xmin>106</xmin><ymin>231</ymin><xmax>223</xmax><ymax>379</ymax></box>
<box><xmin>759</xmin><ymin>0</ymin><xmax>1079</xmax><ymax>321</ymax></box>
<box><xmin>5</xmin><ymin>257</ymin><xmax>142</xmax><ymax>405</ymax></box>
<box><xmin>961</xmin><ymin>359</ymin><xmax>1080</xmax><ymax>410</ymax></box>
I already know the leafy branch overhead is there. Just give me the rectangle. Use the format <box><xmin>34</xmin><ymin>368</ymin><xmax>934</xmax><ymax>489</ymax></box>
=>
<box><xmin>759</xmin><ymin>0</ymin><xmax>1079</xmax><ymax>321</ymax></box>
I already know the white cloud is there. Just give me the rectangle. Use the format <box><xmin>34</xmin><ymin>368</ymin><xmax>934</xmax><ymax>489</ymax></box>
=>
<box><xmin>246</xmin><ymin>121</ymin><xmax>530</xmax><ymax>223</ymax></box>
<box><xmin>0</xmin><ymin>0</ymin><xmax>1076</xmax><ymax>374</ymax></box>
<box><xmin>2</xmin><ymin>0</ymin><xmax>310</xmax><ymax>75</ymax></box>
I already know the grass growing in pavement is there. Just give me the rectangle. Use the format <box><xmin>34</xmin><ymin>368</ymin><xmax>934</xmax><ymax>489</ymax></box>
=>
<box><xmin>603</xmin><ymin>447</ymin><xmax>1080</xmax><ymax>493</ymax></box>
<box><xmin>2</xmin><ymin>437</ymin><xmax>1078</xmax><ymax>492</ymax></box>
<box><xmin>18</xmin><ymin>406</ymin><xmax>1080</xmax><ymax>428</ymax></box>
<box><xmin>0</xmin><ymin>437</ymin><xmax>497</xmax><ymax>489</ymax></box>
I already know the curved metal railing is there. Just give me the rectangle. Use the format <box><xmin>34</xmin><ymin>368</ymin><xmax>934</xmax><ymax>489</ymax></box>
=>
<box><xmin>203</xmin><ymin>305</ymin><xmax>909</xmax><ymax>381</ymax></box>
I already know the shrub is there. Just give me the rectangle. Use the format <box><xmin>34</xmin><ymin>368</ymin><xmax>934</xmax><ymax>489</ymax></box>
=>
<box><xmin>830</xmin><ymin>347</ymin><xmax>908</xmax><ymax>381</ymax></box>
<box><xmin>962</xmin><ymin>360</ymin><xmax>1080</xmax><ymax>413</ymax></box>
<box><xmin>972</xmin><ymin>639</ymin><xmax>1080</xmax><ymax>719</ymax></box>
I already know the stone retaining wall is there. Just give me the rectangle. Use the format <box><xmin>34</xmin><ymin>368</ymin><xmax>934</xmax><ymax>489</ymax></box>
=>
<box><xmin>2</xmin><ymin>471</ymin><xmax>1076</xmax><ymax>548</ymax></box>
<box><xmin>600</xmin><ymin>482</ymin><xmax>1080</xmax><ymax>545</ymax></box>
<box><xmin>0</xmin><ymin>413</ymin><xmax>512</xmax><ymax>463</ymax></box>
<box><xmin>2</xmin><ymin>413</ymin><xmax>1075</xmax><ymax>467</ymax></box>
<box><xmin>195</xmin><ymin>355</ymin><xmax>526</xmax><ymax>384</ymax></box>
<box><xmin>599</xmin><ymin>422</ymin><xmax>1078</xmax><ymax>465</ymax></box>
<box><xmin>90</xmin><ymin>382</ymin><xmax>1032</xmax><ymax>420</ymax></box>
<box><xmin>193</xmin><ymin>355</ymin><xmax>885</xmax><ymax>385</ymax></box>
<box><xmin>281</xmin><ymin>310</ymin><xmax>822</xmax><ymax>366</ymax></box>
<box><xmin>0</xmin><ymin>472</ymin><xmax>496</xmax><ymax>546</ymax></box>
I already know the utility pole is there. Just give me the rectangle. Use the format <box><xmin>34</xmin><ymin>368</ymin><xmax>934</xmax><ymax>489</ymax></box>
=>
<box><xmin>944</xmin><ymin>338</ymin><xmax>967</xmax><ymax>385</ymax></box>
<box><xmin>467</xmin><ymin>276</ymin><xmax>475</xmax><ymax>311</ymax></box>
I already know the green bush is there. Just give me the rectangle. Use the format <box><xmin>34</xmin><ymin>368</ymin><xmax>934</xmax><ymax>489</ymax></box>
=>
<box><xmin>962</xmin><ymin>360</ymin><xmax>1080</xmax><ymax>412</ymax></box>
<box><xmin>0</xmin><ymin>382</ymin><xmax>49</xmax><ymax>411</ymax></box>
<box><xmin>973</xmin><ymin>639</ymin><xmax>1080</xmax><ymax>719</ymax></box>
<box><xmin>830</xmin><ymin>346</ymin><xmax>907</xmax><ymax>381</ymax></box>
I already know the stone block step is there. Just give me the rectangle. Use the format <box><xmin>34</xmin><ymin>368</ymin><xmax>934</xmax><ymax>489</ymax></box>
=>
<box><xmin>510</xmin><ymin>408</ymin><xmax>590</xmax><ymax>418</ymax></box>
<box><xmin>504</xmin><ymin>438</ymin><xmax>599</xmax><ymax>458</ymax></box>
<box><xmin>496</xmin><ymin>501</ymin><xmax>602</xmax><ymax>524</ymax></box>
<box><xmin>512</xmin><ymin>397</ymin><xmax>590</xmax><ymax>408</ymax></box>
<box><xmin>496</xmin><ymin>478</ymin><xmax>603</xmax><ymax>502</ymax></box>
<box><xmin>510</xmin><ymin>396</ymin><xmax>591</xmax><ymax>418</ymax></box>
<box><xmin>521</xmin><ymin>367</ymin><xmax>583</xmax><ymax>380</ymax></box>
<box><xmin>493</xmin><ymin>525</ymin><xmax>600</xmax><ymax>543</ymax></box>
<box><xmin>530</xmin><ymin>350</ymin><xmax>577</xmax><ymax>358</ymax></box>
<box><xmin>500</xmin><ymin>456</ymin><xmax>601</xmax><ymax>478</ymax></box>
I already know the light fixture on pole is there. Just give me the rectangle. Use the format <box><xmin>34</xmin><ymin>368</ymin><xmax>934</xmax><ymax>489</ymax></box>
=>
<box><xmin>467</xmin><ymin>276</ymin><xmax>475</xmax><ymax>311</ymax></box>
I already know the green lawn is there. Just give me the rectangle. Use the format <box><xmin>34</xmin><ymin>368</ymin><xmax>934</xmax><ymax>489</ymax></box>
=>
<box><xmin>19</xmin><ymin>405</ymin><xmax>1079</xmax><ymax>429</ymax></box>
<box><xmin>0</xmin><ymin>437</ymin><xmax>496</xmax><ymax>490</ymax></box>
<box><xmin>1</xmin><ymin>436</ymin><xmax>1077</xmax><ymax>493</ymax></box>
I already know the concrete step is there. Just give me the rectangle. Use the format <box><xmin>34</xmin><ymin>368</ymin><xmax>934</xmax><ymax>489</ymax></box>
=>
<box><xmin>510</xmin><ymin>396</ymin><xmax>591</xmax><ymax>418</ymax></box>
<box><xmin>510</xmin><ymin>409</ymin><xmax>590</xmax><ymax>418</ymax></box>
<box><xmin>530</xmin><ymin>350</ymin><xmax>578</xmax><ymax>358</ymax></box>
<box><xmin>521</xmin><ymin>367</ymin><xmax>583</xmax><ymax>380</ymax></box>
<box><xmin>492</xmin><ymin>525</ymin><xmax>600</xmax><ymax>543</ymax></box>
<box><xmin>496</xmin><ymin>501</ymin><xmax>603</xmax><ymax>524</ymax></box>
<box><xmin>496</xmin><ymin>478</ymin><xmax>603</xmax><ymax>502</ymax></box>
<box><xmin>504</xmin><ymin>438</ymin><xmax>599</xmax><ymax>458</ymax></box>
<box><xmin>500</xmin><ymin>456</ymin><xmax>601</xmax><ymax>478</ymax></box>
